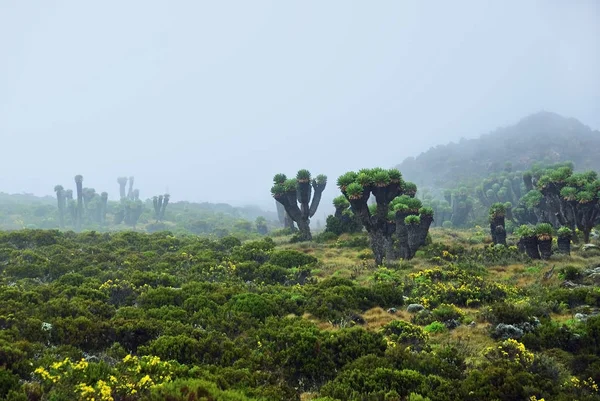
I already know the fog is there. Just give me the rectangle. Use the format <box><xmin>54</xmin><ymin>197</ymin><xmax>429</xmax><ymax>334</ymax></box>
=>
<box><xmin>1</xmin><ymin>1</ymin><xmax>598</xmax><ymax>214</ymax></box>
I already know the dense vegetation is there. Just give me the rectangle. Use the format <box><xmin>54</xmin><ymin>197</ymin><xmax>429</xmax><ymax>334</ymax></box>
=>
<box><xmin>1</xmin><ymin>226</ymin><xmax>600</xmax><ymax>400</ymax></box>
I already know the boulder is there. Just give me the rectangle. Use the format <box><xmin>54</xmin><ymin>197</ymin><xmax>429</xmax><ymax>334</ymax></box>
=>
<box><xmin>493</xmin><ymin>323</ymin><xmax>524</xmax><ymax>340</ymax></box>
<box><xmin>407</xmin><ymin>304</ymin><xmax>425</xmax><ymax>313</ymax></box>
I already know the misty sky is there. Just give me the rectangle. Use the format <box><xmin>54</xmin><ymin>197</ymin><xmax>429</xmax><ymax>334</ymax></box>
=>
<box><xmin>1</xmin><ymin>1</ymin><xmax>599</xmax><ymax>214</ymax></box>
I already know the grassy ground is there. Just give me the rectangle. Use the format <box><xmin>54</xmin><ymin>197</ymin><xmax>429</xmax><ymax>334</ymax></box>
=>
<box><xmin>276</xmin><ymin>226</ymin><xmax>600</xmax><ymax>358</ymax></box>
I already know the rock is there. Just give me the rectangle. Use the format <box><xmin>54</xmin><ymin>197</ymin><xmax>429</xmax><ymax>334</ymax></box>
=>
<box><xmin>575</xmin><ymin>313</ymin><xmax>589</xmax><ymax>321</ymax></box>
<box><xmin>387</xmin><ymin>307</ymin><xmax>397</xmax><ymax>314</ymax></box>
<box><xmin>561</xmin><ymin>280</ymin><xmax>581</xmax><ymax>289</ymax></box>
<box><xmin>583</xmin><ymin>273</ymin><xmax>600</xmax><ymax>285</ymax></box>
<box><xmin>468</xmin><ymin>321</ymin><xmax>476</xmax><ymax>327</ymax></box>
<box><xmin>582</xmin><ymin>244</ymin><xmax>599</xmax><ymax>251</ymax></box>
<box><xmin>444</xmin><ymin>319</ymin><xmax>461</xmax><ymax>330</ymax></box>
<box><xmin>493</xmin><ymin>323</ymin><xmax>524</xmax><ymax>340</ymax></box>
<box><xmin>516</xmin><ymin>322</ymin><xmax>536</xmax><ymax>333</ymax></box>
<box><xmin>407</xmin><ymin>304</ymin><xmax>425</xmax><ymax>313</ymax></box>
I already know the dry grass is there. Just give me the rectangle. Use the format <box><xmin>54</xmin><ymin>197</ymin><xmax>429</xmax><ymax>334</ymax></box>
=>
<box><xmin>362</xmin><ymin>307</ymin><xmax>411</xmax><ymax>330</ymax></box>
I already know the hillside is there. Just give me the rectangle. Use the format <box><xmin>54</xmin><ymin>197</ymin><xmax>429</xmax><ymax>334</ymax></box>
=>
<box><xmin>398</xmin><ymin>112</ymin><xmax>600</xmax><ymax>190</ymax></box>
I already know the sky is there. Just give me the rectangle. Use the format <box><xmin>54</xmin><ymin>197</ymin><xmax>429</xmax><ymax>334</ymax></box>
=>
<box><xmin>1</xmin><ymin>1</ymin><xmax>599</xmax><ymax>215</ymax></box>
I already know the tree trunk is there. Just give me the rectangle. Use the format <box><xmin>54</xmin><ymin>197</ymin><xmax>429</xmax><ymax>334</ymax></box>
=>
<box><xmin>416</xmin><ymin>215</ymin><xmax>434</xmax><ymax>249</ymax></box>
<box><xmin>369</xmin><ymin>230</ymin><xmax>387</xmax><ymax>266</ymax></box>
<box><xmin>583</xmin><ymin>229</ymin><xmax>591</xmax><ymax>244</ymax></box>
<box><xmin>490</xmin><ymin>215</ymin><xmax>506</xmax><ymax>246</ymax></box>
<box><xmin>276</xmin><ymin>200</ymin><xmax>286</xmax><ymax>226</ymax></box>
<box><xmin>557</xmin><ymin>236</ymin><xmax>571</xmax><ymax>255</ymax></box>
<box><xmin>393</xmin><ymin>212</ymin><xmax>410</xmax><ymax>260</ymax></box>
<box><xmin>538</xmin><ymin>238</ymin><xmax>552</xmax><ymax>260</ymax></box>
<box><xmin>520</xmin><ymin>236</ymin><xmax>541</xmax><ymax>259</ymax></box>
<box><xmin>297</xmin><ymin>181</ymin><xmax>311</xmax><ymax>218</ymax></box>
<box><xmin>309</xmin><ymin>182</ymin><xmax>326</xmax><ymax>218</ymax></box>
<box><xmin>296</xmin><ymin>219</ymin><xmax>312</xmax><ymax>241</ymax></box>
<box><xmin>284</xmin><ymin>214</ymin><xmax>296</xmax><ymax>231</ymax></box>
<box><xmin>494</xmin><ymin>226</ymin><xmax>507</xmax><ymax>246</ymax></box>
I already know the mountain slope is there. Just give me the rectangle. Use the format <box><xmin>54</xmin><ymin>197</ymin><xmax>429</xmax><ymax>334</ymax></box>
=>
<box><xmin>397</xmin><ymin>111</ymin><xmax>600</xmax><ymax>189</ymax></box>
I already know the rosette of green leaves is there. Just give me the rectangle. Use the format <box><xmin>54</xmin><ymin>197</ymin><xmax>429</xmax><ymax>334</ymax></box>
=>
<box><xmin>515</xmin><ymin>224</ymin><xmax>535</xmax><ymax>238</ymax></box>
<box><xmin>557</xmin><ymin>226</ymin><xmax>572</xmax><ymax>238</ymax></box>
<box><xmin>390</xmin><ymin>195</ymin><xmax>411</xmax><ymax>209</ymax></box>
<box><xmin>548</xmin><ymin>166</ymin><xmax>572</xmax><ymax>183</ymax></box>
<box><xmin>273</xmin><ymin>173</ymin><xmax>287</xmax><ymax>184</ymax></box>
<box><xmin>315</xmin><ymin>174</ymin><xmax>327</xmax><ymax>185</ymax></box>
<box><xmin>560</xmin><ymin>186</ymin><xmax>577</xmax><ymax>201</ymax></box>
<box><xmin>296</xmin><ymin>169</ymin><xmax>311</xmax><ymax>182</ymax></box>
<box><xmin>346</xmin><ymin>182</ymin><xmax>364</xmax><ymax>200</ymax></box>
<box><xmin>373</xmin><ymin>170</ymin><xmax>391</xmax><ymax>187</ymax></box>
<box><xmin>405</xmin><ymin>215</ymin><xmax>421</xmax><ymax>225</ymax></box>
<box><xmin>356</xmin><ymin>172</ymin><xmax>374</xmax><ymax>187</ymax></box>
<box><xmin>405</xmin><ymin>197</ymin><xmax>422</xmax><ymax>212</ymax></box>
<box><xmin>283</xmin><ymin>179</ymin><xmax>298</xmax><ymax>192</ymax></box>
<box><xmin>337</xmin><ymin>172</ymin><xmax>358</xmax><ymax>189</ymax></box>
<box><xmin>523</xmin><ymin>190</ymin><xmax>543</xmax><ymax>208</ymax></box>
<box><xmin>388</xmin><ymin>169</ymin><xmax>402</xmax><ymax>182</ymax></box>
<box><xmin>333</xmin><ymin>195</ymin><xmax>350</xmax><ymax>210</ymax></box>
<box><xmin>489</xmin><ymin>202</ymin><xmax>506</xmax><ymax>219</ymax></box>
<box><xmin>271</xmin><ymin>184</ymin><xmax>285</xmax><ymax>197</ymax></box>
<box><xmin>404</xmin><ymin>182</ymin><xmax>417</xmax><ymax>195</ymax></box>
<box><xmin>535</xmin><ymin>223</ymin><xmax>553</xmax><ymax>240</ymax></box>
<box><xmin>566</xmin><ymin>173</ymin><xmax>589</xmax><ymax>189</ymax></box>
<box><xmin>418</xmin><ymin>206</ymin><xmax>434</xmax><ymax>217</ymax></box>
<box><xmin>536</xmin><ymin>175</ymin><xmax>551</xmax><ymax>190</ymax></box>
<box><xmin>342</xmin><ymin>208</ymin><xmax>354</xmax><ymax>217</ymax></box>
<box><xmin>576</xmin><ymin>191</ymin><xmax>594</xmax><ymax>203</ymax></box>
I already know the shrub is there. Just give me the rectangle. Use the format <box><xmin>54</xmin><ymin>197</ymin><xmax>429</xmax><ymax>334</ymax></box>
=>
<box><xmin>432</xmin><ymin>304</ymin><xmax>464</xmax><ymax>323</ymax></box>
<box><xmin>382</xmin><ymin>320</ymin><xmax>428</xmax><ymax>350</ymax></box>
<box><xmin>559</xmin><ymin>265</ymin><xmax>582</xmax><ymax>281</ymax></box>
<box><xmin>424</xmin><ymin>321</ymin><xmax>447</xmax><ymax>334</ymax></box>
<box><xmin>269</xmin><ymin>250</ymin><xmax>317</xmax><ymax>268</ymax></box>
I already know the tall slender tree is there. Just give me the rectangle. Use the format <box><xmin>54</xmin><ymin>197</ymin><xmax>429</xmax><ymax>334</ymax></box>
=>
<box><xmin>117</xmin><ymin>177</ymin><xmax>128</xmax><ymax>199</ymax></box>
<box><xmin>271</xmin><ymin>170</ymin><xmax>327</xmax><ymax>241</ymax></box>
<box><xmin>74</xmin><ymin>175</ymin><xmax>84</xmax><ymax>231</ymax></box>
<box><xmin>54</xmin><ymin>185</ymin><xmax>66</xmax><ymax>228</ymax></box>
<box><xmin>127</xmin><ymin>176</ymin><xmax>135</xmax><ymax>200</ymax></box>
<box><xmin>100</xmin><ymin>192</ymin><xmax>108</xmax><ymax>225</ymax></box>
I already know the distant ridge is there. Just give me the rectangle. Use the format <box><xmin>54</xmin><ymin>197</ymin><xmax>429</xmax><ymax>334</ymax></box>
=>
<box><xmin>397</xmin><ymin>111</ymin><xmax>600</xmax><ymax>189</ymax></box>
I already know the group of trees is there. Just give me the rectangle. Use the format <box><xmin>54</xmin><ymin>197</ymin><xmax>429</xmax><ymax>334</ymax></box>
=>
<box><xmin>53</xmin><ymin>175</ymin><xmax>109</xmax><ymax>231</ymax></box>
<box><xmin>335</xmin><ymin>168</ymin><xmax>433</xmax><ymax>264</ymax></box>
<box><xmin>487</xmin><ymin>163</ymin><xmax>599</xmax><ymax>259</ymax></box>
<box><xmin>51</xmin><ymin>176</ymin><xmax>177</xmax><ymax>231</ymax></box>
<box><xmin>270</xmin><ymin>168</ymin><xmax>434</xmax><ymax>264</ymax></box>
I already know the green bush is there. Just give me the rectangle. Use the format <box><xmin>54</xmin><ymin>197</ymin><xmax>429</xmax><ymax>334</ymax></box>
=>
<box><xmin>424</xmin><ymin>321</ymin><xmax>447</xmax><ymax>334</ymax></box>
<box><xmin>268</xmin><ymin>249</ymin><xmax>317</xmax><ymax>268</ymax></box>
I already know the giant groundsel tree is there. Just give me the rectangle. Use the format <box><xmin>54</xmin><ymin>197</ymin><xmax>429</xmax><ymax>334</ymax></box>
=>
<box><xmin>337</xmin><ymin>168</ymin><xmax>433</xmax><ymax>265</ymax></box>
<box><xmin>270</xmin><ymin>170</ymin><xmax>327</xmax><ymax>241</ymax></box>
